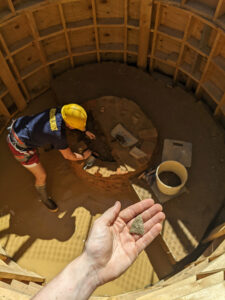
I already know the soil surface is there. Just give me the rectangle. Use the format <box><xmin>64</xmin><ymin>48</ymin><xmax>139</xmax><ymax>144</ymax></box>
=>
<box><xmin>52</xmin><ymin>62</ymin><xmax>225</xmax><ymax>244</ymax></box>
<box><xmin>0</xmin><ymin>62</ymin><xmax>224</xmax><ymax>292</ymax></box>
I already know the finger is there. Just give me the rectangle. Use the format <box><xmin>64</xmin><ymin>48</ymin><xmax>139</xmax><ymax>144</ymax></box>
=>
<box><xmin>136</xmin><ymin>223</ymin><xmax>162</xmax><ymax>253</ymax></box>
<box><xmin>132</xmin><ymin>212</ymin><xmax>165</xmax><ymax>241</ymax></box>
<box><xmin>119</xmin><ymin>199</ymin><xmax>154</xmax><ymax>223</ymax></box>
<box><xmin>127</xmin><ymin>203</ymin><xmax>163</xmax><ymax>228</ymax></box>
<box><xmin>99</xmin><ymin>201</ymin><xmax>121</xmax><ymax>226</ymax></box>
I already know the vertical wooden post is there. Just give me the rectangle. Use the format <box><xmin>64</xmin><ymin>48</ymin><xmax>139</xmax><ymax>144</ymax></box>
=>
<box><xmin>214</xmin><ymin>0</ymin><xmax>224</xmax><ymax>20</ymax></box>
<box><xmin>58</xmin><ymin>3</ymin><xmax>74</xmax><ymax>68</ymax></box>
<box><xmin>124</xmin><ymin>0</ymin><xmax>128</xmax><ymax>63</ymax></box>
<box><xmin>0</xmin><ymin>51</ymin><xmax>26</xmax><ymax>111</ymax></box>
<box><xmin>7</xmin><ymin>0</ymin><xmax>15</xmax><ymax>13</ymax></box>
<box><xmin>91</xmin><ymin>0</ymin><xmax>100</xmax><ymax>62</ymax></box>
<box><xmin>174</xmin><ymin>14</ymin><xmax>192</xmax><ymax>81</ymax></box>
<box><xmin>138</xmin><ymin>0</ymin><xmax>152</xmax><ymax>68</ymax></box>
<box><xmin>149</xmin><ymin>2</ymin><xmax>160</xmax><ymax>72</ymax></box>
<box><xmin>195</xmin><ymin>31</ymin><xmax>221</xmax><ymax>97</ymax></box>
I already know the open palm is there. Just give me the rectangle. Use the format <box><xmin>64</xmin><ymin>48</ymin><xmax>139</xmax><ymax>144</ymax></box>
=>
<box><xmin>85</xmin><ymin>199</ymin><xmax>165</xmax><ymax>285</ymax></box>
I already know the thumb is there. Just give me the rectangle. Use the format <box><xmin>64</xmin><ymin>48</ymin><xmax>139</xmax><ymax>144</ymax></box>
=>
<box><xmin>100</xmin><ymin>201</ymin><xmax>121</xmax><ymax>226</ymax></box>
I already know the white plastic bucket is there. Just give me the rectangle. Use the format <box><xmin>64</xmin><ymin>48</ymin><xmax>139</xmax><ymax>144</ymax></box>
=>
<box><xmin>156</xmin><ymin>160</ymin><xmax>188</xmax><ymax>195</ymax></box>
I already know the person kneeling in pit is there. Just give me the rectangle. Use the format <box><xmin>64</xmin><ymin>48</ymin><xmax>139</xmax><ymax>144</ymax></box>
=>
<box><xmin>7</xmin><ymin>103</ymin><xmax>95</xmax><ymax>212</ymax></box>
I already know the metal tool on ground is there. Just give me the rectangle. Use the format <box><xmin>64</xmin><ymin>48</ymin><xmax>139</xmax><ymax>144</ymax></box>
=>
<box><xmin>83</xmin><ymin>155</ymin><xmax>96</xmax><ymax>170</ymax></box>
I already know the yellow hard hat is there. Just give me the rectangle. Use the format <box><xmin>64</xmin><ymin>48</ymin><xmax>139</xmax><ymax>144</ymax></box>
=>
<box><xmin>61</xmin><ymin>104</ymin><xmax>87</xmax><ymax>131</ymax></box>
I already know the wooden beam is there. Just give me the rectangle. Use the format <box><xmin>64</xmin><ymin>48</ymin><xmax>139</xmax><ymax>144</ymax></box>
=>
<box><xmin>7</xmin><ymin>0</ymin><xmax>15</xmax><ymax>13</ymax></box>
<box><xmin>124</xmin><ymin>0</ymin><xmax>128</xmax><ymax>63</ymax></box>
<box><xmin>214</xmin><ymin>0</ymin><xmax>224</xmax><ymax>20</ymax></box>
<box><xmin>58</xmin><ymin>3</ymin><xmax>74</xmax><ymax>68</ymax></box>
<box><xmin>0</xmin><ymin>51</ymin><xmax>26</xmax><ymax>111</ymax></box>
<box><xmin>91</xmin><ymin>0</ymin><xmax>100</xmax><ymax>62</ymax></box>
<box><xmin>196</xmin><ymin>31</ymin><xmax>221</xmax><ymax>97</ymax></box>
<box><xmin>196</xmin><ymin>268</ymin><xmax>225</xmax><ymax>280</ymax></box>
<box><xmin>202</xmin><ymin>222</ymin><xmax>225</xmax><ymax>243</ymax></box>
<box><xmin>138</xmin><ymin>0</ymin><xmax>152</xmax><ymax>68</ymax></box>
<box><xmin>174</xmin><ymin>14</ymin><xmax>192</xmax><ymax>81</ymax></box>
<box><xmin>149</xmin><ymin>2</ymin><xmax>160</xmax><ymax>72</ymax></box>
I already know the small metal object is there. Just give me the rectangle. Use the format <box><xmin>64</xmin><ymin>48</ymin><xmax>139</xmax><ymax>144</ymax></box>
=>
<box><xmin>83</xmin><ymin>155</ymin><xmax>96</xmax><ymax>170</ymax></box>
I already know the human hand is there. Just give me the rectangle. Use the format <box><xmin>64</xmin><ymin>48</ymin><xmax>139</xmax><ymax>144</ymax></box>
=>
<box><xmin>85</xmin><ymin>131</ymin><xmax>96</xmax><ymax>140</ymax></box>
<box><xmin>83</xmin><ymin>149</ymin><xmax>92</xmax><ymax>159</ymax></box>
<box><xmin>84</xmin><ymin>199</ymin><xmax>165</xmax><ymax>286</ymax></box>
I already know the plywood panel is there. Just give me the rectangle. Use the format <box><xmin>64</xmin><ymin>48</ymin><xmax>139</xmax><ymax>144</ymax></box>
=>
<box><xmin>182</xmin><ymin>46</ymin><xmax>199</xmax><ymax>65</ymax></box>
<box><xmin>197</xmin><ymin>0</ymin><xmax>219</xmax><ymax>9</ymax></box>
<box><xmin>155</xmin><ymin>34</ymin><xmax>181</xmax><ymax>64</ymax></box>
<box><xmin>127</xmin><ymin>28</ymin><xmax>139</xmax><ymax>52</ymax></box>
<box><xmin>187</xmin><ymin>17</ymin><xmax>216</xmax><ymax>56</ymax></box>
<box><xmin>128</xmin><ymin>0</ymin><xmax>140</xmax><ymax>26</ymax></box>
<box><xmin>0</xmin><ymin>0</ymin><xmax>10</xmax><ymax>18</ymax></box>
<box><xmin>95</xmin><ymin>0</ymin><xmax>124</xmax><ymax>23</ymax></box>
<box><xmin>69</xmin><ymin>28</ymin><xmax>96</xmax><ymax>53</ymax></box>
<box><xmin>24</xmin><ymin>68</ymin><xmax>49</xmax><ymax>98</ymax></box>
<box><xmin>13</xmin><ymin>43</ymin><xmax>40</xmax><ymax>74</ymax></box>
<box><xmin>74</xmin><ymin>53</ymin><xmax>97</xmax><ymax>66</ymax></box>
<box><xmin>205</xmin><ymin>62</ymin><xmax>225</xmax><ymax>94</ymax></box>
<box><xmin>1</xmin><ymin>93</ymin><xmax>17</xmax><ymax>114</ymax></box>
<box><xmin>62</xmin><ymin>0</ymin><xmax>93</xmax><ymax>27</ymax></box>
<box><xmin>154</xmin><ymin>59</ymin><xmax>176</xmax><ymax>76</ymax></box>
<box><xmin>33</xmin><ymin>4</ymin><xmax>62</xmax><ymax>37</ymax></box>
<box><xmin>99</xmin><ymin>27</ymin><xmax>124</xmax><ymax>49</ymax></box>
<box><xmin>185</xmin><ymin>0</ymin><xmax>217</xmax><ymax>18</ymax></box>
<box><xmin>0</xmin><ymin>14</ymin><xmax>33</xmax><ymax>52</ymax></box>
<box><xmin>12</xmin><ymin>0</ymin><xmax>45</xmax><ymax>11</ymax></box>
<box><xmin>160</xmin><ymin>5</ymin><xmax>189</xmax><ymax>34</ymax></box>
<box><xmin>127</xmin><ymin>53</ymin><xmax>137</xmax><ymax>64</ymax></box>
<box><xmin>41</xmin><ymin>33</ymin><xmax>67</xmax><ymax>62</ymax></box>
<box><xmin>50</xmin><ymin>58</ymin><xmax>70</xmax><ymax>77</ymax></box>
<box><xmin>101</xmin><ymin>52</ymin><xmax>123</xmax><ymax>61</ymax></box>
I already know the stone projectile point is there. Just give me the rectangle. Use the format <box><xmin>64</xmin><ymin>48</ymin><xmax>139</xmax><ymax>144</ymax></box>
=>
<box><xmin>130</xmin><ymin>215</ymin><xmax>144</xmax><ymax>235</ymax></box>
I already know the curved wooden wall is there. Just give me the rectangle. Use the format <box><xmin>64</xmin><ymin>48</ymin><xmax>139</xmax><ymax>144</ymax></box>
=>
<box><xmin>0</xmin><ymin>0</ymin><xmax>225</xmax><ymax>133</ymax></box>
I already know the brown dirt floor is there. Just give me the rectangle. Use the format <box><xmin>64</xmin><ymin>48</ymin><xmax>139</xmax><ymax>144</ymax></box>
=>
<box><xmin>52</xmin><ymin>62</ymin><xmax>225</xmax><ymax>244</ymax></box>
<box><xmin>0</xmin><ymin>62</ymin><xmax>224</xmax><ymax>291</ymax></box>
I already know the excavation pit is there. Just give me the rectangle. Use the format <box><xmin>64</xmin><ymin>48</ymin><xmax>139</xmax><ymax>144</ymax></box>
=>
<box><xmin>67</xmin><ymin>96</ymin><xmax>157</xmax><ymax>188</ymax></box>
<box><xmin>0</xmin><ymin>0</ymin><xmax>225</xmax><ymax>298</ymax></box>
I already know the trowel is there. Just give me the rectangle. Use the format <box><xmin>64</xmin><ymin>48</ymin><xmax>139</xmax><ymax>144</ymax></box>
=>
<box><xmin>83</xmin><ymin>155</ymin><xmax>96</xmax><ymax>170</ymax></box>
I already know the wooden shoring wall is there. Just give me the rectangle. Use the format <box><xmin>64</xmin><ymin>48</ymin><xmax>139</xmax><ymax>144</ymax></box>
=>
<box><xmin>0</xmin><ymin>0</ymin><xmax>225</xmax><ymax>134</ymax></box>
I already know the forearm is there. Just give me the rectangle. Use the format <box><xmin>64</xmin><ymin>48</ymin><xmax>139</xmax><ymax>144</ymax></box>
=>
<box><xmin>32</xmin><ymin>252</ymin><xmax>99</xmax><ymax>300</ymax></box>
